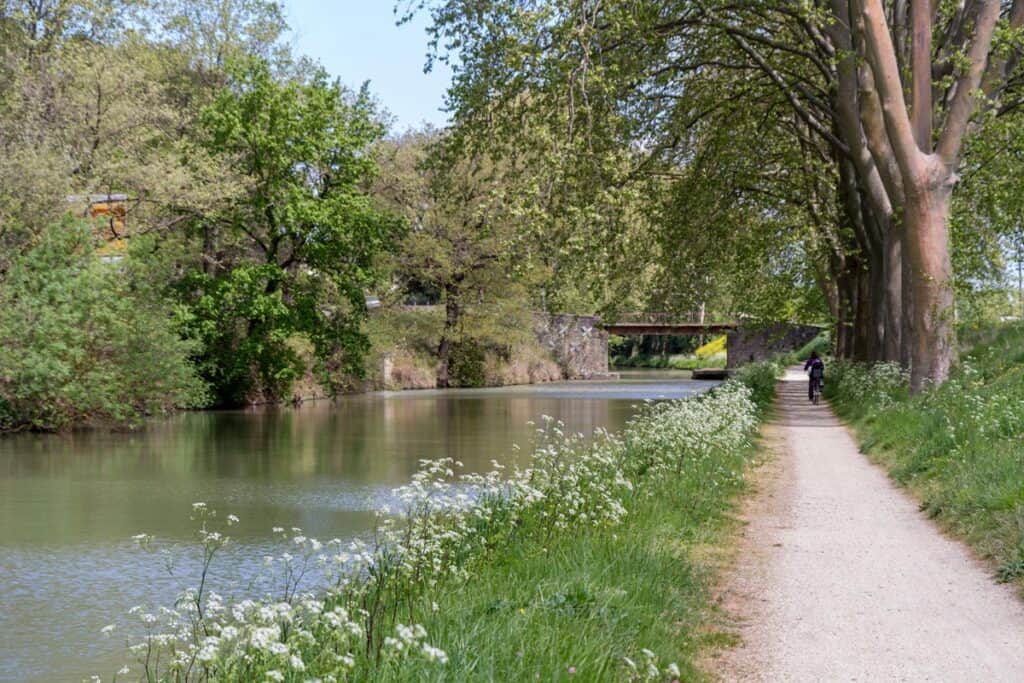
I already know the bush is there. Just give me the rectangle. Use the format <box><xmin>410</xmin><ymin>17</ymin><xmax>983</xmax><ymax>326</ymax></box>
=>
<box><xmin>732</xmin><ymin>360</ymin><xmax>781</xmax><ymax>412</ymax></box>
<box><xmin>0</xmin><ymin>224</ymin><xmax>206</xmax><ymax>431</ymax></box>
<box><xmin>448</xmin><ymin>340</ymin><xmax>488</xmax><ymax>387</ymax></box>
<box><xmin>824</xmin><ymin>360</ymin><xmax>909</xmax><ymax>416</ymax></box>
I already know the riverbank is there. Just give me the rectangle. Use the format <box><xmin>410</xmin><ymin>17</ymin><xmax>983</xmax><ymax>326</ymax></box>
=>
<box><xmin>825</xmin><ymin>323</ymin><xmax>1024</xmax><ymax>592</ymax></box>
<box><xmin>356</xmin><ymin>307</ymin><xmax>574</xmax><ymax>392</ymax></box>
<box><xmin>2</xmin><ymin>374</ymin><xmax>717</xmax><ymax>682</ymax></box>
<box><xmin>99</xmin><ymin>364</ymin><xmax>778</xmax><ymax>681</ymax></box>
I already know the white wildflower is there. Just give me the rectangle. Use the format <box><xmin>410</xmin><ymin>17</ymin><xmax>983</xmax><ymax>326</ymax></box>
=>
<box><xmin>422</xmin><ymin>644</ymin><xmax>448</xmax><ymax>664</ymax></box>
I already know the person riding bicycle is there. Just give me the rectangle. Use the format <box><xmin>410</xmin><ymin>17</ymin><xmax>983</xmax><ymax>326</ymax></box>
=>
<box><xmin>804</xmin><ymin>351</ymin><xmax>825</xmax><ymax>402</ymax></box>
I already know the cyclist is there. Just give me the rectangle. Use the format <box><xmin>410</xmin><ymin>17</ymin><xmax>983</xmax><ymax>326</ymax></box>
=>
<box><xmin>804</xmin><ymin>351</ymin><xmax>825</xmax><ymax>402</ymax></box>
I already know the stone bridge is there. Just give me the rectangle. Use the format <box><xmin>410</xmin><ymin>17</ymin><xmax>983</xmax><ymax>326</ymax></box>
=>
<box><xmin>535</xmin><ymin>314</ymin><xmax>822</xmax><ymax>378</ymax></box>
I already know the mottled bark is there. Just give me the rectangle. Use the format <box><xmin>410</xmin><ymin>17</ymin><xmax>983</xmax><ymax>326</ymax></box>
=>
<box><xmin>858</xmin><ymin>0</ymin><xmax>999</xmax><ymax>390</ymax></box>
<box><xmin>903</xmin><ymin>172</ymin><xmax>955</xmax><ymax>391</ymax></box>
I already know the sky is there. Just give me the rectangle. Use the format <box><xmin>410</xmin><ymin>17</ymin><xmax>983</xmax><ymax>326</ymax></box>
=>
<box><xmin>283</xmin><ymin>1</ymin><xmax>453</xmax><ymax>131</ymax></box>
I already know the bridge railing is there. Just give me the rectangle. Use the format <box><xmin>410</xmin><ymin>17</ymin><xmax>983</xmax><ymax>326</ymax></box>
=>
<box><xmin>608</xmin><ymin>311</ymin><xmax>707</xmax><ymax>325</ymax></box>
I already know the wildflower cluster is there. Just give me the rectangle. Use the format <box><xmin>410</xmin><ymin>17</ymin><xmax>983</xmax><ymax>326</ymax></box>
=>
<box><xmin>827</xmin><ymin>360</ymin><xmax>909</xmax><ymax>410</ymax></box>
<box><xmin>106</xmin><ymin>377</ymin><xmax>764</xmax><ymax>682</ymax></box>
<box><xmin>625</xmin><ymin>382</ymin><xmax>758</xmax><ymax>484</ymax></box>
<box><xmin>622</xmin><ymin>648</ymin><xmax>683</xmax><ymax>682</ymax></box>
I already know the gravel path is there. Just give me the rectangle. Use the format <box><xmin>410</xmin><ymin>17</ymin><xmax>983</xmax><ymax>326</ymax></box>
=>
<box><xmin>717</xmin><ymin>368</ymin><xmax>1024</xmax><ymax>681</ymax></box>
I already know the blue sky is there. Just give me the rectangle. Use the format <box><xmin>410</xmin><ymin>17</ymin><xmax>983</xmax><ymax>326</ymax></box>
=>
<box><xmin>283</xmin><ymin>1</ymin><xmax>452</xmax><ymax>131</ymax></box>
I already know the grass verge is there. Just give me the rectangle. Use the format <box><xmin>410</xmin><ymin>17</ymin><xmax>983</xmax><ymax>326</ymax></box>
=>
<box><xmin>825</xmin><ymin>324</ymin><xmax>1024</xmax><ymax>591</ymax></box>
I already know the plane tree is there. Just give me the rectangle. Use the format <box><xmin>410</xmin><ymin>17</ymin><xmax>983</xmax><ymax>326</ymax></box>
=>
<box><xmin>407</xmin><ymin>0</ymin><xmax>1024</xmax><ymax>390</ymax></box>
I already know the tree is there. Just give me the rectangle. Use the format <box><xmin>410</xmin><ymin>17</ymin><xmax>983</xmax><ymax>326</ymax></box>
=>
<box><xmin>0</xmin><ymin>222</ymin><xmax>205</xmax><ymax>431</ymax></box>
<box><xmin>374</xmin><ymin>129</ymin><xmax>534</xmax><ymax>387</ymax></box>
<box><xmin>409</xmin><ymin>0</ymin><xmax>1024</xmax><ymax>390</ymax></box>
<box><xmin>172</xmin><ymin>58</ymin><xmax>399</xmax><ymax>404</ymax></box>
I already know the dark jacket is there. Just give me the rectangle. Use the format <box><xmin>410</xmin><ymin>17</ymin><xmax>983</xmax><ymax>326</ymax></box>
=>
<box><xmin>804</xmin><ymin>357</ymin><xmax>825</xmax><ymax>378</ymax></box>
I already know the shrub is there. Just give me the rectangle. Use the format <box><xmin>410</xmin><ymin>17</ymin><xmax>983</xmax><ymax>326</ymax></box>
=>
<box><xmin>0</xmin><ymin>223</ymin><xmax>206</xmax><ymax>431</ymax></box>
<box><xmin>825</xmin><ymin>360</ymin><xmax>909</xmax><ymax>416</ymax></box>
<box><xmin>448</xmin><ymin>340</ymin><xmax>488</xmax><ymax>387</ymax></box>
<box><xmin>733</xmin><ymin>360</ymin><xmax>781</xmax><ymax>412</ymax></box>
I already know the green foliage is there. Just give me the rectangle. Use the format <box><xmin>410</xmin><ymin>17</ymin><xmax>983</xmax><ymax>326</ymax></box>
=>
<box><xmin>827</xmin><ymin>325</ymin><xmax>1024</xmax><ymax>588</ymax></box>
<box><xmin>732</xmin><ymin>361</ymin><xmax>781</xmax><ymax>414</ymax></box>
<box><xmin>779</xmin><ymin>331</ymin><xmax>832</xmax><ymax>366</ymax></box>
<box><xmin>373</xmin><ymin>129</ymin><xmax>535</xmax><ymax>386</ymax></box>
<box><xmin>0</xmin><ymin>223</ymin><xmax>205</xmax><ymax>431</ymax></box>
<box><xmin>180</xmin><ymin>263</ymin><xmax>304</xmax><ymax>405</ymax></box>
<box><xmin>408</xmin><ymin>0</ymin><xmax>835</xmax><ymax>323</ymax></box>
<box><xmin>365</xmin><ymin>306</ymin><xmax>444</xmax><ymax>357</ymax></box>
<box><xmin>448</xmin><ymin>340</ymin><xmax>487</xmax><ymax>388</ymax></box>
<box><xmin>613</xmin><ymin>353</ymin><xmax>727</xmax><ymax>371</ymax></box>
<box><xmin>177</xmin><ymin>58</ymin><xmax>399</xmax><ymax>404</ymax></box>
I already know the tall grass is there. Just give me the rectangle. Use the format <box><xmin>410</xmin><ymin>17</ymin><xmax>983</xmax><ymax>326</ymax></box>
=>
<box><xmin>826</xmin><ymin>325</ymin><xmax>1024</xmax><ymax>589</ymax></box>
<box><xmin>101</xmin><ymin>366</ymin><xmax>778</xmax><ymax>682</ymax></box>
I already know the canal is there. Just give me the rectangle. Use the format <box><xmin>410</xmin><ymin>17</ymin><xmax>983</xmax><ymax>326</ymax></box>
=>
<box><xmin>0</xmin><ymin>370</ymin><xmax>716</xmax><ymax>682</ymax></box>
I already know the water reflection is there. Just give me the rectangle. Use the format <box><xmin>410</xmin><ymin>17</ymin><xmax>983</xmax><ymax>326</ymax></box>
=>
<box><xmin>0</xmin><ymin>372</ymin><xmax>713</xmax><ymax>682</ymax></box>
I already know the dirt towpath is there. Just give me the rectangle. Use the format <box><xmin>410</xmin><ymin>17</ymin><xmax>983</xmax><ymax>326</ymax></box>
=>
<box><xmin>717</xmin><ymin>368</ymin><xmax>1024</xmax><ymax>681</ymax></box>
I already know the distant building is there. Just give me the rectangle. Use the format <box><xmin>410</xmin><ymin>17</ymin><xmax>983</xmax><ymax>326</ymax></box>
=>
<box><xmin>66</xmin><ymin>194</ymin><xmax>130</xmax><ymax>261</ymax></box>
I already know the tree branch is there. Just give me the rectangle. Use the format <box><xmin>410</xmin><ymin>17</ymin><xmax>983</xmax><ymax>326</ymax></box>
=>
<box><xmin>859</xmin><ymin>0</ymin><xmax>923</xmax><ymax>179</ymax></box>
<box><xmin>910</xmin><ymin>0</ymin><xmax>933</xmax><ymax>151</ymax></box>
<box><xmin>936</xmin><ymin>0</ymin><xmax>1002</xmax><ymax>167</ymax></box>
<box><xmin>725</xmin><ymin>30</ymin><xmax>851</xmax><ymax>156</ymax></box>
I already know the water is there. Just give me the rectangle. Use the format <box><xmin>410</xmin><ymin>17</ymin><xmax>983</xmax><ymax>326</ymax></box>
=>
<box><xmin>0</xmin><ymin>371</ymin><xmax>714</xmax><ymax>682</ymax></box>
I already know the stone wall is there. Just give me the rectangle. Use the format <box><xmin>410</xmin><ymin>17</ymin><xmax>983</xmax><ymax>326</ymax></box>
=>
<box><xmin>534</xmin><ymin>314</ymin><xmax>613</xmax><ymax>379</ymax></box>
<box><xmin>726</xmin><ymin>323</ymin><xmax>823</xmax><ymax>368</ymax></box>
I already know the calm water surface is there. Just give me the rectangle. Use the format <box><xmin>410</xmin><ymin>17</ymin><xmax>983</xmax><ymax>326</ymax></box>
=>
<box><xmin>0</xmin><ymin>371</ymin><xmax>714</xmax><ymax>682</ymax></box>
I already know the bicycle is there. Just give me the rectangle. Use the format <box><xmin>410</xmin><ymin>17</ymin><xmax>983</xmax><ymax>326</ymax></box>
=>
<box><xmin>810</xmin><ymin>376</ymin><xmax>822</xmax><ymax>405</ymax></box>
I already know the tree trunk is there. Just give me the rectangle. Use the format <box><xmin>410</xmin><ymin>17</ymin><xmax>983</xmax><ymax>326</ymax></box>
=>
<box><xmin>904</xmin><ymin>180</ymin><xmax>955</xmax><ymax>391</ymax></box>
<box><xmin>436</xmin><ymin>292</ymin><xmax>460</xmax><ymax>388</ymax></box>
<box><xmin>900</xmin><ymin>224</ymin><xmax>914</xmax><ymax>368</ymax></box>
<box><xmin>868</xmin><ymin>244</ymin><xmax>887</xmax><ymax>361</ymax></box>
<box><xmin>852</xmin><ymin>259</ymin><xmax>873</xmax><ymax>361</ymax></box>
<box><xmin>863</xmin><ymin>204</ymin><xmax>888</xmax><ymax>362</ymax></box>
<box><xmin>834</xmin><ymin>265</ymin><xmax>858</xmax><ymax>359</ymax></box>
<box><xmin>883</xmin><ymin>221</ymin><xmax>903</xmax><ymax>363</ymax></box>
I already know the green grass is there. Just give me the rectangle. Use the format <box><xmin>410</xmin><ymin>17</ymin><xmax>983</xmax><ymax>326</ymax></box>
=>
<box><xmin>408</xmin><ymin>435</ymin><xmax>750</xmax><ymax>681</ymax></box>
<box><xmin>392</xmin><ymin>367</ymin><xmax>779</xmax><ymax>681</ymax></box>
<box><xmin>779</xmin><ymin>330</ymin><xmax>831</xmax><ymax>365</ymax></box>
<box><xmin>826</xmin><ymin>324</ymin><xmax>1024</xmax><ymax>590</ymax></box>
